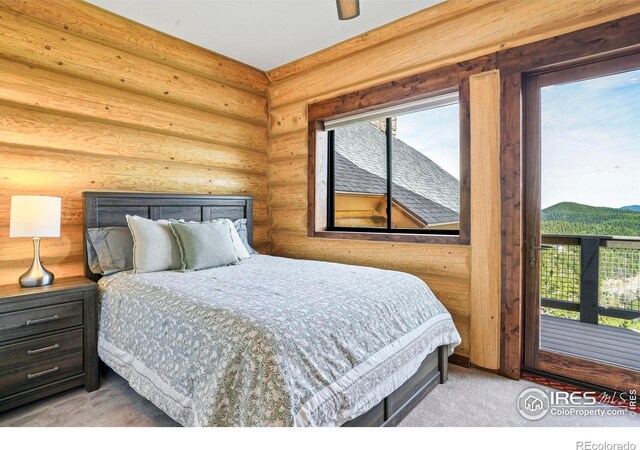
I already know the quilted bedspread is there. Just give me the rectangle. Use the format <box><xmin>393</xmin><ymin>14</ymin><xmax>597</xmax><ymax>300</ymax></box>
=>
<box><xmin>97</xmin><ymin>255</ymin><xmax>460</xmax><ymax>426</ymax></box>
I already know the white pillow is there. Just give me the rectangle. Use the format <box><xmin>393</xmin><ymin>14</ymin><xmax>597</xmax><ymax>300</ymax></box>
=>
<box><xmin>209</xmin><ymin>219</ymin><xmax>251</xmax><ymax>260</ymax></box>
<box><xmin>126</xmin><ymin>215</ymin><xmax>183</xmax><ymax>273</ymax></box>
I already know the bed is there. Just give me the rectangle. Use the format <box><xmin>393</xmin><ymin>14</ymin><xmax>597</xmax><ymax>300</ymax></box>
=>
<box><xmin>84</xmin><ymin>192</ymin><xmax>461</xmax><ymax>427</ymax></box>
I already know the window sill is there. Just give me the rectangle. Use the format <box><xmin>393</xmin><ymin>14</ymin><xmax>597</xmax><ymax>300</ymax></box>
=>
<box><xmin>312</xmin><ymin>230</ymin><xmax>461</xmax><ymax>245</ymax></box>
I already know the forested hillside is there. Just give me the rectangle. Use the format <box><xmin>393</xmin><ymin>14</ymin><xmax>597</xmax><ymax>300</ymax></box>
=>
<box><xmin>540</xmin><ymin>202</ymin><xmax>640</xmax><ymax>330</ymax></box>
<box><xmin>541</xmin><ymin>202</ymin><xmax>640</xmax><ymax>236</ymax></box>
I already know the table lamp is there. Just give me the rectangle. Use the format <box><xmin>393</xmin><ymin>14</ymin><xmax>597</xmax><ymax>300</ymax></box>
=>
<box><xmin>10</xmin><ymin>196</ymin><xmax>61</xmax><ymax>287</ymax></box>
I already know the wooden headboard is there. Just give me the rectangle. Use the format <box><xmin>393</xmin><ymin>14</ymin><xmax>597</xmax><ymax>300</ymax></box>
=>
<box><xmin>83</xmin><ymin>192</ymin><xmax>253</xmax><ymax>281</ymax></box>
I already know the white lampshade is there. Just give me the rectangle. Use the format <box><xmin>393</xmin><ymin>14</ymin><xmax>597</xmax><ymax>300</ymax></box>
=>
<box><xmin>10</xmin><ymin>196</ymin><xmax>61</xmax><ymax>238</ymax></box>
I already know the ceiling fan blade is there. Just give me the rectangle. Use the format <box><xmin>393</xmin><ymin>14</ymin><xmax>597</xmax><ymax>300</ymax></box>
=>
<box><xmin>336</xmin><ymin>0</ymin><xmax>360</xmax><ymax>20</ymax></box>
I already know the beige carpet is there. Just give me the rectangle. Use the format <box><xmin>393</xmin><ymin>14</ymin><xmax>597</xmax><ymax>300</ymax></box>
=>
<box><xmin>0</xmin><ymin>365</ymin><xmax>636</xmax><ymax>427</ymax></box>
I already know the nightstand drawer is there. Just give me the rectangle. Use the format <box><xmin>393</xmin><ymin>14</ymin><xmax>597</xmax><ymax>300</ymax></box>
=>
<box><xmin>0</xmin><ymin>329</ymin><xmax>83</xmax><ymax>372</ymax></box>
<box><xmin>0</xmin><ymin>301</ymin><xmax>83</xmax><ymax>343</ymax></box>
<box><xmin>0</xmin><ymin>351</ymin><xmax>83</xmax><ymax>398</ymax></box>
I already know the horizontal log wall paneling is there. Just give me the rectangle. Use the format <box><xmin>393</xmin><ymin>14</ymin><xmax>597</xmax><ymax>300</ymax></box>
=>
<box><xmin>0</xmin><ymin>57</ymin><xmax>267</xmax><ymax>152</ymax></box>
<box><xmin>266</xmin><ymin>0</ymin><xmax>492</xmax><ymax>82</ymax></box>
<box><xmin>268</xmin><ymin>0</ymin><xmax>640</xmax><ymax>108</ymax></box>
<box><xmin>0</xmin><ymin>7</ymin><xmax>267</xmax><ymax>124</ymax></box>
<box><xmin>0</xmin><ymin>1</ymin><xmax>270</xmax><ymax>285</ymax></box>
<box><xmin>0</xmin><ymin>0</ymin><xmax>269</xmax><ymax>94</ymax></box>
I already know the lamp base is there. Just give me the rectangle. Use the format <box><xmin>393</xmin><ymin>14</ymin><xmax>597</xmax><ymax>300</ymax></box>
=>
<box><xmin>19</xmin><ymin>237</ymin><xmax>55</xmax><ymax>288</ymax></box>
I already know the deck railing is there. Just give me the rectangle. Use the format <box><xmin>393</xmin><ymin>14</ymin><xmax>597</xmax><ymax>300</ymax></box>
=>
<box><xmin>540</xmin><ymin>234</ymin><xmax>640</xmax><ymax>324</ymax></box>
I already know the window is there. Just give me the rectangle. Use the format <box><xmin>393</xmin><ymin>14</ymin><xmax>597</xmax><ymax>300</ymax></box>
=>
<box><xmin>326</xmin><ymin>92</ymin><xmax>461</xmax><ymax>235</ymax></box>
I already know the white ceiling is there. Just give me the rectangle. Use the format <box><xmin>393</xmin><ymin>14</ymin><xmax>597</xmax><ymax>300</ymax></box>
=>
<box><xmin>88</xmin><ymin>0</ymin><xmax>444</xmax><ymax>71</ymax></box>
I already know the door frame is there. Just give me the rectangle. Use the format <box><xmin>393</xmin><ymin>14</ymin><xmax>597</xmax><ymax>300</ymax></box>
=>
<box><xmin>494</xmin><ymin>14</ymin><xmax>640</xmax><ymax>381</ymax></box>
<box><xmin>520</xmin><ymin>53</ymin><xmax>640</xmax><ymax>393</ymax></box>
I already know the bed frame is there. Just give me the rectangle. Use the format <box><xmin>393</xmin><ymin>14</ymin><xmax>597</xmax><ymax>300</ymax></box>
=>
<box><xmin>82</xmin><ymin>191</ymin><xmax>449</xmax><ymax>427</ymax></box>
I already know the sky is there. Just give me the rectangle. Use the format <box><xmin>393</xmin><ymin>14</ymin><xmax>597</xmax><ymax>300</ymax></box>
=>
<box><xmin>394</xmin><ymin>69</ymin><xmax>639</xmax><ymax>210</ymax></box>
<box><xmin>395</xmin><ymin>103</ymin><xmax>460</xmax><ymax>179</ymax></box>
<box><xmin>541</xmin><ymin>69</ymin><xmax>639</xmax><ymax>209</ymax></box>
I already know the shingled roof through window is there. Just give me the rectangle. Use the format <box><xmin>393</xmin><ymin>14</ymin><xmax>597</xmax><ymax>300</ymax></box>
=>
<box><xmin>334</xmin><ymin>122</ymin><xmax>460</xmax><ymax>226</ymax></box>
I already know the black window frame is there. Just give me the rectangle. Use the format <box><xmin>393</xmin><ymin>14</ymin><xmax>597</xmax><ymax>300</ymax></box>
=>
<box><xmin>326</xmin><ymin>112</ymin><xmax>460</xmax><ymax>236</ymax></box>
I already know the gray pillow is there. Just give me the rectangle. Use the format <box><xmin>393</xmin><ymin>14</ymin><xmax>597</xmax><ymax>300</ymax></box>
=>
<box><xmin>127</xmin><ymin>215</ymin><xmax>182</xmax><ymax>273</ymax></box>
<box><xmin>169</xmin><ymin>221</ymin><xmax>239</xmax><ymax>271</ymax></box>
<box><xmin>233</xmin><ymin>219</ymin><xmax>258</xmax><ymax>254</ymax></box>
<box><xmin>86</xmin><ymin>235</ymin><xmax>103</xmax><ymax>275</ymax></box>
<box><xmin>86</xmin><ymin>227</ymin><xmax>134</xmax><ymax>275</ymax></box>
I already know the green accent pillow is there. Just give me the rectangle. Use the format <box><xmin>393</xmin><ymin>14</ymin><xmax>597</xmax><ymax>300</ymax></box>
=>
<box><xmin>169</xmin><ymin>221</ymin><xmax>239</xmax><ymax>271</ymax></box>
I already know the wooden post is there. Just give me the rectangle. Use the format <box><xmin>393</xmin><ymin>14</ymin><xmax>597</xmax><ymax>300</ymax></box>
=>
<box><xmin>469</xmin><ymin>69</ymin><xmax>502</xmax><ymax>370</ymax></box>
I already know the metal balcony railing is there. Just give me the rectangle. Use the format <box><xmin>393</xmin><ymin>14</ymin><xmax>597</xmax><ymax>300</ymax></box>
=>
<box><xmin>540</xmin><ymin>234</ymin><xmax>640</xmax><ymax>323</ymax></box>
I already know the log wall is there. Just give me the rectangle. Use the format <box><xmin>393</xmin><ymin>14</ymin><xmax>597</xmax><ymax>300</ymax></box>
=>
<box><xmin>0</xmin><ymin>0</ymin><xmax>270</xmax><ymax>285</ymax></box>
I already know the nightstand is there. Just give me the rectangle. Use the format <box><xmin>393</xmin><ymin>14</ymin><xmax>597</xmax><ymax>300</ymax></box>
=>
<box><xmin>0</xmin><ymin>276</ymin><xmax>99</xmax><ymax>413</ymax></box>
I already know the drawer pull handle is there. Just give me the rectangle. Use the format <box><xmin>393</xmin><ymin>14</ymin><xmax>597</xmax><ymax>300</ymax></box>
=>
<box><xmin>27</xmin><ymin>344</ymin><xmax>60</xmax><ymax>355</ymax></box>
<box><xmin>27</xmin><ymin>366</ymin><xmax>59</xmax><ymax>379</ymax></box>
<box><xmin>26</xmin><ymin>315</ymin><xmax>60</xmax><ymax>326</ymax></box>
